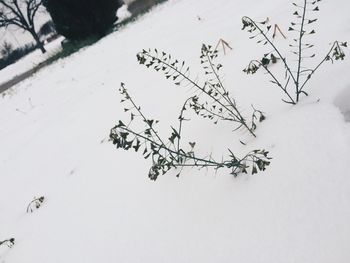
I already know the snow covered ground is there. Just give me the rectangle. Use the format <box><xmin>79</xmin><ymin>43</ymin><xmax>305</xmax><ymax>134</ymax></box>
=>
<box><xmin>1</xmin><ymin>0</ymin><xmax>350</xmax><ymax>262</ymax></box>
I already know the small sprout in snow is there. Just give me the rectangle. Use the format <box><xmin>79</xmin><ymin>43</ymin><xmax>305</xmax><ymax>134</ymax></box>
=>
<box><xmin>0</xmin><ymin>238</ymin><xmax>15</xmax><ymax>248</ymax></box>
<box><xmin>26</xmin><ymin>196</ymin><xmax>45</xmax><ymax>213</ymax></box>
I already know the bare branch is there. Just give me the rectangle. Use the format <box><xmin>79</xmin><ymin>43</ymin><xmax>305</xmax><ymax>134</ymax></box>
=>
<box><xmin>0</xmin><ymin>0</ymin><xmax>46</xmax><ymax>52</ymax></box>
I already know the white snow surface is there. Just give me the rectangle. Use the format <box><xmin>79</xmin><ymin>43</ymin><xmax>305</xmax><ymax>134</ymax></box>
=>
<box><xmin>1</xmin><ymin>0</ymin><xmax>350</xmax><ymax>262</ymax></box>
<box><xmin>117</xmin><ymin>4</ymin><xmax>132</xmax><ymax>22</ymax></box>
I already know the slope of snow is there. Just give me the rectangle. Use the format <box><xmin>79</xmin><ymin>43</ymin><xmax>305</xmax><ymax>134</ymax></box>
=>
<box><xmin>1</xmin><ymin>0</ymin><xmax>350</xmax><ymax>262</ymax></box>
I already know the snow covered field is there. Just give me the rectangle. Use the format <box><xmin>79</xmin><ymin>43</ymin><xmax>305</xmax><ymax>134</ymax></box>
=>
<box><xmin>1</xmin><ymin>0</ymin><xmax>350</xmax><ymax>262</ymax></box>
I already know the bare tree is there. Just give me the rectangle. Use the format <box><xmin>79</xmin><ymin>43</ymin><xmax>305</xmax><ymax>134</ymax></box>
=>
<box><xmin>0</xmin><ymin>0</ymin><xmax>46</xmax><ymax>53</ymax></box>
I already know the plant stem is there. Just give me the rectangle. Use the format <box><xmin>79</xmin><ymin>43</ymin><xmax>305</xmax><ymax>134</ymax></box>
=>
<box><xmin>142</xmin><ymin>52</ymin><xmax>256</xmax><ymax>137</ymax></box>
<box><xmin>121</xmin><ymin>84</ymin><xmax>177</xmax><ymax>160</ymax></box>
<box><xmin>296</xmin><ymin>0</ymin><xmax>307</xmax><ymax>102</ymax></box>
<box><xmin>205</xmin><ymin>52</ymin><xmax>257</xmax><ymax>137</ymax></box>
<box><xmin>177</xmin><ymin>97</ymin><xmax>193</xmax><ymax>158</ymax></box>
<box><xmin>298</xmin><ymin>41</ymin><xmax>338</xmax><ymax>94</ymax></box>
<box><xmin>243</xmin><ymin>17</ymin><xmax>297</xmax><ymax>87</ymax></box>
<box><xmin>115</xmin><ymin>125</ymin><xmax>231</xmax><ymax>168</ymax></box>
<box><xmin>252</xmin><ymin>60</ymin><xmax>296</xmax><ymax>104</ymax></box>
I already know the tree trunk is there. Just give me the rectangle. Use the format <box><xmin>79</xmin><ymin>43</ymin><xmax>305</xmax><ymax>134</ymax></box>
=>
<box><xmin>29</xmin><ymin>29</ymin><xmax>46</xmax><ymax>53</ymax></box>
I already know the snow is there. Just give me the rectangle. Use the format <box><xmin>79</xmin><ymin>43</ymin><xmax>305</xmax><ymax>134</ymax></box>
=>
<box><xmin>1</xmin><ymin>0</ymin><xmax>350</xmax><ymax>262</ymax></box>
<box><xmin>335</xmin><ymin>87</ymin><xmax>350</xmax><ymax>122</ymax></box>
<box><xmin>117</xmin><ymin>4</ymin><xmax>132</xmax><ymax>22</ymax></box>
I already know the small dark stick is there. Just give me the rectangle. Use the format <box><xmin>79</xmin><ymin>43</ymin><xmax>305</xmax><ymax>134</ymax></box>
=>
<box><xmin>273</xmin><ymin>24</ymin><xmax>287</xmax><ymax>39</ymax></box>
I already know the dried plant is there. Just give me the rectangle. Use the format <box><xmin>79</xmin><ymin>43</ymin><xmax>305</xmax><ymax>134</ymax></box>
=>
<box><xmin>137</xmin><ymin>44</ymin><xmax>265</xmax><ymax>137</ymax></box>
<box><xmin>109</xmin><ymin>83</ymin><xmax>271</xmax><ymax>181</ymax></box>
<box><xmin>26</xmin><ymin>196</ymin><xmax>45</xmax><ymax>213</ymax></box>
<box><xmin>242</xmin><ymin>0</ymin><xmax>346</xmax><ymax>104</ymax></box>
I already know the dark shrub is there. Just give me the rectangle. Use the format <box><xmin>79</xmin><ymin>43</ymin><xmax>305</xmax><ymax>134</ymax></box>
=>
<box><xmin>43</xmin><ymin>0</ymin><xmax>123</xmax><ymax>40</ymax></box>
